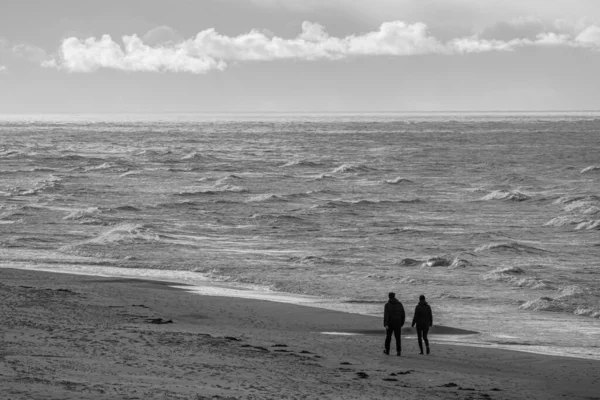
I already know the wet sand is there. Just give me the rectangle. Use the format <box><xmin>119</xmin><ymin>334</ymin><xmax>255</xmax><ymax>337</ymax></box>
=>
<box><xmin>1</xmin><ymin>267</ymin><xmax>599</xmax><ymax>399</ymax></box>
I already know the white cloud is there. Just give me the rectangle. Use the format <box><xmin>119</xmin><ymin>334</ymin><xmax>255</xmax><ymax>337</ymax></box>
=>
<box><xmin>576</xmin><ymin>25</ymin><xmax>600</xmax><ymax>46</ymax></box>
<box><xmin>0</xmin><ymin>65</ymin><xmax>7</xmax><ymax>73</ymax></box>
<box><xmin>143</xmin><ymin>26</ymin><xmax>184</xmax><ymax>46</ymax></box>
<box><xmin>44</xmin><ymin>20</ymin><xmax>600</xmax><ymax>74</ymax></box>
<box><xmin>47</xmin><ymin>34</ymin><xmax>225</xmax><ymax>73</ymax></box>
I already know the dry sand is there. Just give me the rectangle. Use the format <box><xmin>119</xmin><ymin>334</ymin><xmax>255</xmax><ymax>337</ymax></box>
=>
<box><xmin>1</xmin><ymin>268</ymin><xmax>599</xmax><ymax>400</ymax></box>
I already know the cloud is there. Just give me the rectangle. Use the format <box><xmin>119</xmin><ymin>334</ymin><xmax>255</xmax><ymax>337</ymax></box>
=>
<box><xmin>143</xmin><ymin>26</ymin><xmax>184</xmax><ymax>46</ymax></box>
<box><xmin>0</xmin><ymin>65</ymin><xmax>7</xmax><ymax>73</ymax></box>
<box><xmin>480</xmin><ymin>17</ymin><xmax>547</xmax><ymax>41</ymax></box>
<box><xmin>576</xmin><ymin>25</ymin><xmax>600</xmax><ymax>46</ymax></box>
<box><xmin>44</xmin><ymin>20</ymin><xmax>600</xmax><ymax>74</ymax></box>
<box><xmin>46</xmin><ymin>34</ymin><xmax>225</xmax><ymax>73</ymax></box>
<box><xmin>12</xmin><ymin>44</ymin><xmax>48</xmax><ymax>62</ymax></box>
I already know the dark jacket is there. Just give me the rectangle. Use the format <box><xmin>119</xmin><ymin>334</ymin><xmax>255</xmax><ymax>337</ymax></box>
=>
<box><xmin>411</xmin><ymin>301</ymin><xmax>433</xmax><ymax>330</ymax></box>
<box><xmin>384</xmin><ymin>298</ymin><xmax>406</xmax><ymax>327</ymax></box>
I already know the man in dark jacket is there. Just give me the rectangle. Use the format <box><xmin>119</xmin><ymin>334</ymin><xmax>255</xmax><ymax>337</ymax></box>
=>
<box><xmin>411</xmin><ymin>294</ymin><xmax>433</xmax><ymax>355</ymax></box>
<box><xmin>383</xmin><ymin>292</ymin><xmax>405</xmax><ymax>356</ymax></box>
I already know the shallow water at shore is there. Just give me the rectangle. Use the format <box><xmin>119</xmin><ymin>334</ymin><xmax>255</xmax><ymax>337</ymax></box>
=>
<box><xmin>1</xmin><ymin>112</ymin><xmax>599</xmax><ymax>359</ymax></box>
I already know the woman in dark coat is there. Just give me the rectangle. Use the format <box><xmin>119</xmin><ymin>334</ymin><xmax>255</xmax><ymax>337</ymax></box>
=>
<box><xmin>411</xmin><ymin>294</ymin><xmax>433</xmax><ymax>354</ymax></box>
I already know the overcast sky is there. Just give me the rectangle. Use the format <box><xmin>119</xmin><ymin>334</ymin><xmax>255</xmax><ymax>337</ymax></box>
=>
<box><xmin>1</xmin><ymin>0</ymin><xmax>599</xmax><ymax>113</ymax></box>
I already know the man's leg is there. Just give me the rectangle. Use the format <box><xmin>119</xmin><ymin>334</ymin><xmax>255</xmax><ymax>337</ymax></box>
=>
<box><xmin>394</xmin><ymin>326</ymin><xmax>401</xmax><ymax>355</ymax></box>
<box><xmin>423</xmin><ymin>328</ymin><xmax>430</xmax><ymax>354</ymax></box>
<box><xmin>417</xmin><ymin>329</ymin><xmax>424</xmax><ymax>354</ymax></box>
<box><xmin>384</xmin><ymin>328</ymin><xmax>392</xmax><ymax>354</ymax></box>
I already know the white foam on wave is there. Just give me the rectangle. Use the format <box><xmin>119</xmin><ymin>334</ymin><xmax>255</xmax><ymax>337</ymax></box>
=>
<box><xmin>383</xmin><ymin>177</ymin><xmax>413</xmax><ymax>184</ymax></box>
<box><xmin>480</xmin><ymin>190</ymin><xmax>531</xmax><ymax>202</ymax></box>
<box><xmin>580</xmin><ymin>165</ymin><xmax>600</xmax><ymax>173</ymax></box>
<box><xmin>332</xmin><ymin>164</ymin><xmax>371</xmax><ymax>174</ymax></box>
<box><xmin>474</xmin><ymin>242</ymin><xmax>548</xmax><ymax>254</ymax></box>
<box><xmin>63</xmin><ymin>207</ymin><xmax>102</xmax><ymax>220</ymax></box>
<box><xmin>574</xmin><ymin>220</ymin><xmax>600</xmax><ymax>230</ymax></box>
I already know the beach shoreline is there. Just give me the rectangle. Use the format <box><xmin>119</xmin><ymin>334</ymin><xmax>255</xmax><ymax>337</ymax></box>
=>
<box><xmin>4</xmin><ymin>263</ymin><xmax>598</xmax><ymax>361</ymax></box>
<box><xmin>1</xmin><ymin>267</ymin><xmax>599</xmax><ymax>399</ymax></box>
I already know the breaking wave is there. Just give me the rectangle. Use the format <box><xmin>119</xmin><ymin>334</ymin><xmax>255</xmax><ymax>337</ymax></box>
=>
<box><xmin>282</xmin><ymin>160</ymin><xmax>321</xmax><ymax>168</ymax></box>
<box><xmin>383</xmin><ymin>177</ymin><xmax>413</xmax><ymax>184</ymax></box>
<box><xmin>580</xmin><ymin>165</ymin><xmax>600</xmax><ymax>174</ymax></box>
<box><xmin>480</xmin><ymin>190</ymin><xmax>531</xmax><ymax>202</ymax></box>
<box><xmin>332</xmin><ymin>164</ymin><xmax>373</xmax><ymax>174</ymax></box>
<box><xmin>12</xmin><ymin>175</ymin><xmax>63</xmax><ymax>196</ymax></box>
<box><xmin>63</xmin><ymin>207</ymin><xmax>102</xmax><ymax>220</ymax></box>
<box><xmin>474</xmin><ymin>242</ymin><xmax>549</xmax><ymax>254</ymax></box>
<box><xmin>398</xmin><ymin>256</ymin><xmax>472</xmax><ymax>268</ymax></box>
<box><xmin>574</xmin><ymin>220</ymin><xmax>600</xmax><ymax>230</ymax></box>
<box><xmin>482</xmin><ymin>266</ymin><xmax>554</xmax><ymax>290</ymax></box>
<box><xmin>246</xmin><ymin>194</ymin><xmax>287</xmax><ymax>203</ymax></box>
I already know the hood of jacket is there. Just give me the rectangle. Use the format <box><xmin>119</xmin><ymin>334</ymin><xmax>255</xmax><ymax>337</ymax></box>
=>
<box><xmin>389</xmin><ymin>297</ymin><xmax>400</xmax><ymax>304</ymax></box>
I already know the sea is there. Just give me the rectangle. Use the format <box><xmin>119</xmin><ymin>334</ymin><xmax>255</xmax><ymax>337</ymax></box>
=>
<box><xmin>1</xmin><ymin>112</ymin><xmax>599</xmax><ymax>360</ymax></box>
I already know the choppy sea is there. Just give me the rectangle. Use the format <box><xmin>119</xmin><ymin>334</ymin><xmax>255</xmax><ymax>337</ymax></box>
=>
<box><xmin>1</xmin><ymin>112</ymin><xmax>599</xmax><ymax>359</ymax></box>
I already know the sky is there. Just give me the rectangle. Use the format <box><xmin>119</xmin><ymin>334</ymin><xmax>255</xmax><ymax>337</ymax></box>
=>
<box><xmin>1</xmin><ymin>0</ymin><xmax>600</xmax><ymax>113</ymax></box>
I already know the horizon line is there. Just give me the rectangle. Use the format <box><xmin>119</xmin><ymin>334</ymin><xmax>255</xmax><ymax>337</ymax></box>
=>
<box><xmin>2</xmin><ymin>110</ymin><xmax>600</xmax><ymax>115</ymax></box>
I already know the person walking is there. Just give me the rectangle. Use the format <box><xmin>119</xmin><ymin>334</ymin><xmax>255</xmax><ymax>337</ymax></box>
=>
<box><xmin>383</xmin><ymin>292</ymin><xmax>405</xmax><ymax>356</ymax></box>
<box><xmin>411</xmin><ymin>294</ymin><xmax>433</xmax><ymax>355</ymax></box>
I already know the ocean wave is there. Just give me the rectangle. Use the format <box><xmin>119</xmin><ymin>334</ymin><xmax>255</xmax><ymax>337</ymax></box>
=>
<box><xmin>518</xmin><ymin>297</ymin><xmax>566</xmax><ymax>312</ymax></box>
<box><xmin>397</xmin><ymin>258</ymin><xmax>422</xmax><ymax>267</ymax></box>
<box><xmin>332</xmin><ymin>164</ymin><xmax>372</xmax><ymax>174</ymax></box>
<box><xmin>574</xmin><ymin>220</ymin><xmax>600</xmax><ymax>230</ymax></box>
<box><xmin>181</xmin><ymin>152</ymin><xmax>214</xmax><ymax>161</ymax></box>
<box><xmin>558</xmin><ymin>285</ymin><xmax>585</xmax><ymax>297</ymax></box>
<box><xmin>398</xmin><ymin>256</ymin><xmax>471</xmax><ymax>268</ymax></box>
<box><xmin>216</xmin><ymin>174</ymin><xmax>243</xmax><ymax>185</ymax></box>
<box><xmin>383</xmin><ymin>177</ymin><xmax>413</xmax><ymax>184</ymax></box>
<box><xmin>574</xmin><ymin>307</ymin><xmax>600</xmax><ymax>318</ymax></box>
<box><xmin>84</xmin><ymin>162</ymin><xmax>114</xmax><ymax>171</ymax></box>
<box><xmin>563</xmin><ymin>200</ymin><xmax>600</xmax><ymax>215</ymax></box>
<box><xmin>318</xmin><ymin>198</ymin><xmax>423</xmax><ymax>209</ymax></box>
<box><xmin>63</xmin><ymin>207</ymin><xmax>102</xmax><ymax>220</ymax></box>
<box><xmin>246</xmin><ymin>194</ymin><xmax>287</xmax><ymax>203</ymax></box>
<box><xmin>312</xmin><ymin>173</ymin><xmax>335</xmax><ymax>181</ymax></box>
<box><xmin>554</xmin><ymin>195</ymin><xmax>600</xmax><ymax>205</ymax></box>
<box><xmin>438</xmin><ymin>293</ymin><xmax>478</xmax><ymax>300</ymax></box>
<box><xmin>480</xmin><ymin>190</ymin><xmax>531</xmax><ymax>202</ymax></box>
<box><xmin>119</xmin><ymin>170</ymin><xmax>141</xmax><ymax>178</ymax></box>
<box><xmin>12</xmin><ymin>175</ymin><xmax>63</xmax><ymax>196</ymax></box>
<box><xmin>29</xmin><ymin>167</ymin><xmax>56</xmax><ymax>172</ymax></box>
<box><xmin>88</xmin><ymin>223</ymin><xmax>160</xmax><ymax>245</ymax></box>
<box><xmin>519</xmin><ymin>291</ymin><xmax>600</xmax><ymax>318</ymax></box>
<box><xmin>297</xmin><ymin>255</ymin><xmax>336</xmax><ymax>265</ymax></box>
<box><xmin>580</xmin><ymin>165</ymin><xmax>600</xmax><ymax>174</ymax></box>
<box><xmin>177</xmin><ymin>185</ymin><xmax>247</xmax><ymax>196</ymax></box>
<box><xmin>0</xmin><ymin>149</ymin><xmax>22</xmax><ymax>158</ymax></box>
<box><xmin>154</xmin><ymin>200</ymin><xmax>200</xmax><ymax>209</ymax></box>
<box><xmin>282</xmin><ymin>159</ymin><xmax>321</xmax><ymax>168</ymax></box>
<box><xmin>474</xmin><ymin>242</ymin><xmax>548</xmax><ymax>254</ymax></box>
<box><xmin>482</xmin><ymin>266</ymin><xmax>555</xmax><ymax>289</ymax></box>
<box><xmin>110</xmin><ymin>205</ymin><xmax>141</xmax><ymax>212</ymax></box>
<box><xmin>251</xmin><ymin>213</ymin><xmax>312</xmax><ymax>226</ymax></box>
<box><xmin>134</xmin><ymin>149</ymin><xmax>172</xmax><ymax>157</ymax></box>
<box><xmin>545</xmin><ymin>216</ymin><xmax>583</xmax><ymax>227</ymax></box>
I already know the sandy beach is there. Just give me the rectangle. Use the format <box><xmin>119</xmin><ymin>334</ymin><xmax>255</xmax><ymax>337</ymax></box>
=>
<box><xmin>1</xmin><ymin>267</ymin><xmax>599</xmax><ymax>400</ymax></box>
